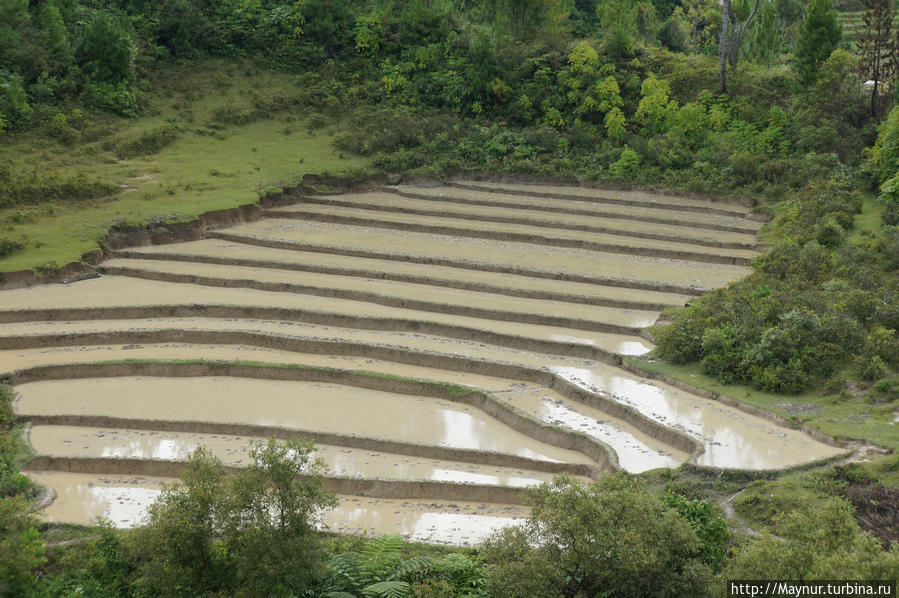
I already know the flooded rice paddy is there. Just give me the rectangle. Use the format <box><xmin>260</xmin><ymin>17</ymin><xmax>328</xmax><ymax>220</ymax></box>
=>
<box><xmin>0</xmin><ymin>181</ymin><xmax>844</xmax><ymax>543</ymax></box>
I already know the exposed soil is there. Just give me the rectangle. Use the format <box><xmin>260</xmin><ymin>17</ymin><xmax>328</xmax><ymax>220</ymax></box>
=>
<box><xmin>0</xmin><ymin>181</ymin><xmax>844</xmax><ymax>544</ymax></box>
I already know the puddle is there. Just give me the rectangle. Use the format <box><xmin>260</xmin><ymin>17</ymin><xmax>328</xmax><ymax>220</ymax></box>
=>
<box><xmin>327</xmin><ymin>497</ymin><xmax>527</xmax><ymax>546</ymax></box>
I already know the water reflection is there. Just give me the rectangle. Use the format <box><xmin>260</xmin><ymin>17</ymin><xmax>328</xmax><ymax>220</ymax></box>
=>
<box><xmin>551</xmin><ymin>365</ymin><xmax>843</xmax><ymax>469</ymax></box>
<box><xmin>19</xmin><ymin>378</ymin><xmax>585</xmax><ymax>463</ymax></box>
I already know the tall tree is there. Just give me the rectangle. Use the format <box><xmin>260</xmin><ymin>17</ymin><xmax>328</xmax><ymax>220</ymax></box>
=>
<box><xmin>793</xmin><ymin>0</ymin><xmax>842</xmax><ymax>84</ymax></box>
<box><xmin>857</xmin><ymin>0</ymin><xmax>897</xmax><ymax>116</ymax></box>
<box><xmin>742</xmin><ymin>0</ymin><xmax>783</xmax><ymax>64</ymax></box>
<box><xmin>719</xmin><ymin>0</ymin><xmax>761</xmax><ymax>94</ymax></box>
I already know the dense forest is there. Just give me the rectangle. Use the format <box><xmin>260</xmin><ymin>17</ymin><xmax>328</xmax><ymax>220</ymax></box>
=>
<box><xmin>2</xmin><ymin>0</ymin><xmax>899</xmax><ymax>596</ymax></box>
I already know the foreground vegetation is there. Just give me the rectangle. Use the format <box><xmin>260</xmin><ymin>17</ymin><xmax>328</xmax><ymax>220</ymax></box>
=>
<box><xmin>3</xmin><ymin>0</ymin><xmax>899</xmax><ymax>594</ymax></box>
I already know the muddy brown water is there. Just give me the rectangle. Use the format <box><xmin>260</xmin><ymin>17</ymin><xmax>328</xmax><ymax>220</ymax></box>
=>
<box><xmin>15</xmin><ymin>376</ymin><xmax>595</xmax><ymax>464</ymax></box>
<box><xmin>27</xmin><ymin>472</ymin><xmax>527</xmax><ymax>545</ymax></box>
<box><xmin>100</xmin><ymin>257</ymin><xmax>661</xmax><ymax>329</ymax></box>
<box><xmin>29</xmin><ymin>425</ymin><xmax>564</xmax><ymax>487</ymax></box>
<box><xmin>1</xmin><ymin>325</ymin><xmax>840</xmax><ymax>470</ymax></box>
<box><xmin>6</xmin><ymin>343</ymin><xmax>684</xmax><ymax>473</ymax></box>
<box><xmin>2</xmin><ymin>182</ymin><xmax>842</xmax><ymax>541</ymax></box>
<box><xmin>0</xmin><ymin>276</ymin><xmax>655</xmax><ymax>356</ymax></box>
<box><xmin>291</xmin><ymin>191</ymin><xmax>757</xmax><ymax>246</ymax></box>
<box><xmin>213</xmin><ymin>220</ymin><xmax>751</xmax><ymax>290</ymax></box>
<box><xmin>118</xmin><ymin>238</ymin><xmax>695</xmax><ymax>308</ymax></box>
<box><xmin>267</xmin><ymin>200</ymin><xmax>758</xmax><ymax>262</ymax></box>
<box><xmin>446</xmin><ymin>181</ymin><xmax>755</xmax><ymax>215</ymax></box>
<box><xmin>392</xmin><ymin>185</ymin><xmax>762</xmax><ymax>232</ymax></box>
<box><xmin>552</xmin><ymin>366</ymin><xmax>844</xmax><ymax>469</ymax></box>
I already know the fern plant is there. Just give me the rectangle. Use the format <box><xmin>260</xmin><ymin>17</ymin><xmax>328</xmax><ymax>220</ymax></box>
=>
<box><xmin>318</xmin><ymin>534</ymin><xmax>487</xmax><ymax>598</ymax></box>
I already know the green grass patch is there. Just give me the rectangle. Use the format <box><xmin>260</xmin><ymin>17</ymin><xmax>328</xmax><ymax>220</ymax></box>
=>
<box><xmin>848</xmin><ymin>195</ymin><xmax>885</xmax><ymax>242</ymax></box>
<box><xmin>731</xmin><ymin>476</ymin><xmax>832</xmax><ymax>531</ymax></box>
<box><xmin>0</xmin><ymin>59</ymin><xmax>369</xmax><ymax>274</ymax></box>
<box><xmin>624</xmin><ymin>356</ymin><xmax>899</xmax><ymax>450</ymax></box>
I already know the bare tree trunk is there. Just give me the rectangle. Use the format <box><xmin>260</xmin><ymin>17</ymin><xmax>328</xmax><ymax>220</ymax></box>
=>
<box><xmin>727</xmin><ymin>0</ymin><xmax>761</xmax><ymax>67</ymax></box>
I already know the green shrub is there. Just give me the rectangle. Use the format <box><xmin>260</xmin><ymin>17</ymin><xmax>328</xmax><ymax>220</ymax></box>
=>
<box><xmin>0</xmin><ymin>496</ymin><xmax>46</xmax><ymax>597</ymax></box>
<box><xmin>211</xmin><ymin>103</ymin><xmax>255</xmax><ymax>125</ymax></box>
<box><xmin>83</xmin><ymin>81</ymin><xmax>139</xmax><ymax>116</ymax></box>
<box><xmin>0</xmin><ymin>72</ymin><xmax>32</xmax><ymax>128</ymax></box>
<box><xmin>76</xmin><ymin>10</ymin><xmax>135</xmax><ymax>85</ymax></box>
<box><xmin>116</xmin><ymin>125</ymin><xmax>180</xmax><ymax>158</ymax></box>
<box><xmin>0</xmin><ymin>239</ymin><xmax>23</xmax><ymax>258</ymax></box>
<box><xmin>482</xmin><ymin>474</ymin><xmax>716</xmax><ymax>598</ymax></box>
<box><xmin>608</xmin><ymin>145</ymin><xmax>641</xmax><ymax>178</ymax></box>
<box><xmin>0</xmin><ymin>174</ymin><xmax>117</xmax><ymax>208</ymax></box>
<box><xmin>867</xmin><ymin>378</ymin><xmax>899</xmax><ymax>404</ymax></box>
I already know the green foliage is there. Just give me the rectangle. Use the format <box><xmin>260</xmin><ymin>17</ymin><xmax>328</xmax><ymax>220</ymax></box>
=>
<box><xmin>0</xmin><ymin>239</ymin><xmax>21</xmax><ymax>259</ymax></box>
<box><xmin>497</xmin><ymin>0</ymin><xmax>570</xmax><ymax>38</ymax></box>
<box><xmin>654</xmin><ymin>174</ymin><xmax>886</xmax><ymax>394</ymax></box>
<box><xmin>318</xmin><ymin>534</ymin><xmax>484</xmax><ymax>598</ymax></box>
<box><xmin>0</xmin><ymin>71</ymin><xmax>32</xmax><ymax>128</ymax></box>
<box><xmin>354</xmin><ymin>14</ymin><xmax>384</xmax><ymax>56</ymax></box>
<box><xmin>77</xmin><ymin>11</ymin><xmax>135</xmax><ymax>85</ymax></box>
<box><xmin>0</xmin><ymin>172</ymin><xmax>117</xmax><ymax>208</ymax></box>
<box><xmin>869</xmin><ymin>104</ymin><xmax>899</xmax><ymax>186</ymax></box>
<box><xmin>741</xmin><ymin>0</ymin><xmax>786</xmax><ymax>64</ymax></box>
<box><xmin>482</xmin><ymin>474</ymin><xmax>715</xmax><ymax>598</ymax></box>
<box><xmin>129</xmin><ymin>436</ymin><xmax>336</xmax><ymax>597</ymax></box>
<box><xmin>600</xmin><ymin>0</ymin><xmax>639</xmax><ymax>60</ymax></box>
<box><xmin>793</xmin><ymin>0</ymin><xmax>842</xmax><ymax>83</ymax></box>
<box><xmin>301</xmin><ymin>0</ymin><xmax>354</xmax><ymax>56</ymax></box>
<box><xmin>664</xmin><ymin>491</ymin><xmax>731</xmax><ymax>572</ymax></box>
<box><xmin>116</xmin><ymin>125</ymin><xmax>180</xmax><ymax>158</ymax></box>
<box><xmin>635</xmin><ymin>76</ymin><xmax>677</xmax><ymax>134</ymax></box>
<box><xmin>609</xmin><ymin>145</ymin><xmax>642</xmax><ymax>177</ymax></box>
<box><xmin>0</xmin><ymin>496</ymin><xmax>45</xmax><ymax>597</ymax></box>
<box><xmin>726</xmin><ymin>497</ymin><xmax>899</xmax><ymax>579</ymax></box>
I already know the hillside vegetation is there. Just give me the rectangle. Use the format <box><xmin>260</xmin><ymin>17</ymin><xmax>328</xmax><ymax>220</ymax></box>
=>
<box><xmin>2</xmin><ymin>0</ymin><xmax>899</xmax><ymax>596</ymax></box>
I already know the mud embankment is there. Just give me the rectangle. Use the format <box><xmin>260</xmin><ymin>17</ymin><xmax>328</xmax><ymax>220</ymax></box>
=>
<box><xmin>296</xmin><ymin>193</ymin><xmax>757</xmax><ymax>250</ymax></box>
<box><xmin>205</xmin><ymin>231</ymin><xmax>708</xmax><ymax>296</ymax></box>
<box><xmin>110</xmin><ymin>249</ymin><xmax>678</xmax><ymax>311</ymax></box>
<box><xmin>2</xmin><ymin>330</ymin><xmax>704</xmax><ymax>461</ymax></box>
<box><xmin>446</xmin><ymin>178</ymin><xmax>759</xmax><ymax>211</ymax></box>
<box><xmin>391</xmin><ymin>187</ymin><xmax>761</xmax><ymax>235</ymax></box>
<box><xmin>263</xmin><ymin>209</ymin><xmax>753</xmax><ymax>266</ymax></box>
<box><xmin>22</xmin><ymin>456</ymin><xmax>531</xmax><ymax>505</ymax></box>
<box><xmin>0</xmin><ymin>304</ymin><xmax>639</xmax><ymax>364</ymax></box>
<box><xmin>10</xmin><ymin>361</ymin><xmax>616</xmax><ymax>473</ymax></box>
<box><xmin>97</xmin><ymin>263</ymin><xmax>646</xmax><ymax>336</ymax></box>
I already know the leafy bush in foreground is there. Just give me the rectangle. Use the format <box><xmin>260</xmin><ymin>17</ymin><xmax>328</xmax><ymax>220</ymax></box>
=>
<box><xmin>480</xmin><ymin>474</ymin><xmax>723</xmax><ymax>598</ymax></box>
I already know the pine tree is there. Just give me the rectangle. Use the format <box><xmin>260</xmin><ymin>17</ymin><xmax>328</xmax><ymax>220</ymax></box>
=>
<box><xmin>793</xmin><ymin>0</ymin><xmax>842</xmax><ymax>85</ymax></box>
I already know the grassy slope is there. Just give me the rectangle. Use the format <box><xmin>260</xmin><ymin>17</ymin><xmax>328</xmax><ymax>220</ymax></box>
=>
<box><xmin>0</xmin><ymin>59</ymin><xmax>368</xmax><ymax>274</ymax></box>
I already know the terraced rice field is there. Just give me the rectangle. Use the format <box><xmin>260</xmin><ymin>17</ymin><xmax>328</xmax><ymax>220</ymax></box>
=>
<box><xmin>0</xmin><ymin>180</ymin><xmax>846</xmax><ymax>544</ymax></box>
